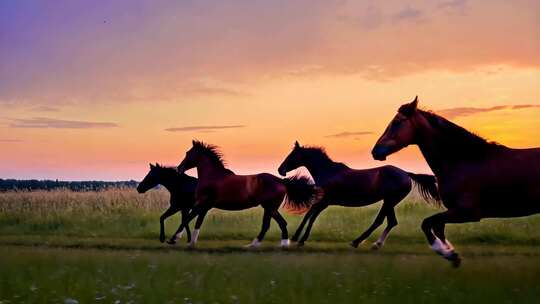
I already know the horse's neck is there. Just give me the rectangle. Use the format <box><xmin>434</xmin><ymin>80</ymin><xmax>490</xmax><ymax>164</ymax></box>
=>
<box><xmin>159</xmin><ymin>172</ymin><xmax>181</xmax><ymax>193</ymax></box>
<box><xmin>196</xmin><ymin>159</ymin><xmax>229</xmax><ymax>182</ymax></box>
<box><xmin>305</xmin><ymin>158</ymin><xmax>343</xmax><ymax>183</ymax></box>
<box><xmin>416</xmin><ymin>121</ymin><xmax>493</xmax><ymax>177</ymax></box>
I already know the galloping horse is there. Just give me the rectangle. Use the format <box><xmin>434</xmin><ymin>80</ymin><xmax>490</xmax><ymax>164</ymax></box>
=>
<box><xmin>137</xmin><ymin>163</ymin><xmax>198</xmax><ymax>244</ymax></box>
<box><xmin>278</xmin><ymin>142</ymin><xmax>440</xmax><ymax>248</ymax></box>
<box><xmin>372</xmin><ymin>96</ymin><xmax>540</xmax><ymax>266</ymax></box>
<box><xmin>172</xmin><ymin>140</ymin><xmax>317</xmax><ymax>248</ymax></box>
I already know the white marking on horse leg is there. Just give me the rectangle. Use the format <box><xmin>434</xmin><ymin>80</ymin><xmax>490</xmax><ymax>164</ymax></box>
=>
<box><xmin>444</xmin><ymin>239</ymin><xmax>454</xmax><ymax>251</ymax></box>
<box><xmin>280</xmin><ymin>239</ymin><xmax>290</xmax><ymax>248</ymax></box>
<box><xmin>245</xmin><ymin>238</ymin><xmax>261</xmax><ymax>248</ymax></box>
<box><xmin>374</xmin><ymin>228</ymin><xmax>391</xmax><ymax>248</ymax></box>
<box><xmin>175</xmin><ymin>229</ymin><xmax>184</xmax><ymax>240</ymax></box>
<box><xmin>430</xmin><ymin>237</ymin><xmax>454</xmax><ymax>258</ymax></box>
<box><xmin>190</xmin><ymin>229</ymin><xmax>200</xmax><ymax>246</ymax></box>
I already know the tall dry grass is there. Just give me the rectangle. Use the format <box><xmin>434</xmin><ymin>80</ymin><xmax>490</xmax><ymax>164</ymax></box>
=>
<box><xmin>0</xmin><ymin>188</ymin><xmax>169</xmax><ymax>216</ymax></box>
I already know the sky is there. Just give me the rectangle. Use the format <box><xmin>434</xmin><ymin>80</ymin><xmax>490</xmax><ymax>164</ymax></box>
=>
<box><xmin>1</xmin><ymin>0</ymin><xmax>539</xmax><ymax>181</ymax></box>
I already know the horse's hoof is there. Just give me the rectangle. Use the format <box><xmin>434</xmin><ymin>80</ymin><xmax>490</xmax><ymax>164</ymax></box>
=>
<box><xmin>280</xmin><ymin>239</ymin><xmax>290</xmax><ymax>248</ymax></box>
<box><xmin>296</xmin><ymin>241</ymin><xmax>305</xmax><ymax>247</ymax></box>
<box><xmin>371</xmin><ymin>242</ymin><xmax>382</xmax><ymax>250</ymax></box>
<box><xmin>446</xmin><ymin>253</ymin><xmax>461</xmax><ymax>268</ymax></box>
<box><xmin>187</xmin><ymin>243</ymin><xmax>196</xmax><ymax>249</ymax></box>
<box><xmin>291</xmin><ymin>236</ymin><xmax>299</xmax><ymax>242</ymax></box>
<box><xmin>245</xmin><ymin>239</ymin><xmax>261</xmax><ymax>248</ymax></box>
<box><xmin>166</xmin><ymin>239</ymin><xmax>176</xmax><ymax>245</ymax></box>
<box><xmin>350</xmin><ymin>241</ymin><xmax>359</xmax><ymax>248</ymax></box>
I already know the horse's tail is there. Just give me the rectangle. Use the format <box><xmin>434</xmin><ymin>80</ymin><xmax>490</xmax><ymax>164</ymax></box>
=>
<box><xmin>406</xmin><ymin>172</ymin><xmax>442</xmax><ymax>207</ymax></box>
<box><xmin>281</xmin><ymin>175</ymin><xmax>319</xmax><ymax>214</ymax></box>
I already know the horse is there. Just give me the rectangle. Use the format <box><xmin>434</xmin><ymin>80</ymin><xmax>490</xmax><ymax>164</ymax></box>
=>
<box><xmin>171</xmin><ymin>140</ymin><xmax>318</xmax><ymax>248</ymax></box>
<box><xmin>372</xmin><ymin>96</ymin><xmax>540</xmax><ymax>266</ymax></box>
<box><xmin>277</xmin><ymin>141</ymin><xmax>440</xmax><ymax>248</ymax></box>
<box><xmin>137</xmin><ymin>163</ymin><xmax>198</xmax><ymax>244</ymax></box>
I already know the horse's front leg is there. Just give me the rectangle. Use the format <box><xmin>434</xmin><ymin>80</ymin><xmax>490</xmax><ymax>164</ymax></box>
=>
<box><xmin>421</xmin><ymin>209</ymin><xmax>479</xmax><ymax>267</ymax></box>
<box><xmin>159</xmin><ymin>206</ymin><xmax>179</xmax><ymax>243</ymax></box>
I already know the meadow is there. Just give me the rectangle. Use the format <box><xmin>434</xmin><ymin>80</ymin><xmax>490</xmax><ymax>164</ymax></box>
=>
<box><xmin>1</xmin><ymin>188</ymin><xmax>540</xmax><ymax>303</ymax></box>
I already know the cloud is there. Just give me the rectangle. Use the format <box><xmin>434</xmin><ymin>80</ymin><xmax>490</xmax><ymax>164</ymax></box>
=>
<box><xmin>392</xmin><ymin>7</ymin><xmax>424</xmax><ymax>23</ymax></box>
<box><xmin>512</xmin><ymin>104</ymin><xmax>540</xmax><ymax>110</ymax></box>
<box><xmin>0</xmin><ymin>139</ymin><xmax>22</xmax><ymax>142</ymax></box>
<box><xmin>165</xmin><ymin>125</ymin><xmax>246</xmax><ymax>132</ymax></box>
<box><xmin>30</xmin><ymin>106</ymin><xmax>61</xmax><ymax>112</ymax></box>
<box><xmin>438</xmin><ymin>104</ymin><xmax>540</xmax><ymax>118</ymax></box>
<box><xmin>437</xmin><ymin>0</ymin><xmax>468</xmax><ymax>13</ymax></box>
<box><xmin>0</xmin><ymin>1</ymin><xmax>538</xmax><ymax>105</ymax></box>
<box><xmin>7</xmin><ymin>117</ymin><xmax>119</xmax><ymax>129</ymax></box>
<box><xmin>325</xmin><ymin>131</ymin><xmax>373</xmax><ymax>138</ymax></box>
<box><xmin>180</xmin><ymin>83</ymin><xmax>249</xmax><ymax>98</ymax></box>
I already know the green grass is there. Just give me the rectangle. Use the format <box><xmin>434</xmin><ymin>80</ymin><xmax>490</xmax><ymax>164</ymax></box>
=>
<box><xmin>1</xmin><ymin>189</ymin><xmax>540</xmax><ymax>303</ymax></box>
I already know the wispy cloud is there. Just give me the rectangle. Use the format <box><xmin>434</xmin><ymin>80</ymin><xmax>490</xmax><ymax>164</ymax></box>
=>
<box><xmin>8</xmin><ymin>117</ymin><xmax>119</xmax><ymax>129</ymax></box>
<box><xmin>392</xmin><ymin>7</ymin><xmax>424</xmax><ymax>23</ymax></box>
<box><xmin>0</xmin><ymin>139</ymin><xmax>22</xmax><ymax>142</ymax></box>
<box><xmin>181</xmin><ymin>84</ymin><xmax>248</xmax><ymax>98</ymax></box>
<box><xmin>165</xmin><ymin>125</ymin><xmax>246</xmax><ymax>132</ymax></box>
<box><xmin>30</xmin><ymin>106</ymin><xmax>61</xmax><ymax>112</ymax></box>
<box><xmin>438</xmin><ymin>104</ymin><xmax>540</xmax><ymax>119</ymax></box>
<box><xmin>437</xmin><ymin>0</ymin><xmax>468</xmax><ymax>13</ymax></box>
<box><xmin>325</xmin><ymin>131</ymin><xmax>373</xmax><ymax>138</ymax></box>
<box><xmin>512</xmin><ymin>104</ymin><xmax>540</xmax><ymax>110</ymax></box>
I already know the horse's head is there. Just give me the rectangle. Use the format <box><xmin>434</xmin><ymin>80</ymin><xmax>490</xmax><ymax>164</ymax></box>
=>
<box><xmin>178</xmin><ymin>140</ymin><xmax>216</xmax><ymax>173</ymax></box>
<box><xmin>372</xmin><ymin>96</ymin><xmax>424</xmax><ymax>161</ymax></box>
<box><xmin>278</xmin><ymin>141</ymin><xmax>304</xmax><ymax>176</ymax></box>
<box><xmin>137</xmin><ymin>163</ymin><xmax>162</xmax><ymax>193</ymax></box>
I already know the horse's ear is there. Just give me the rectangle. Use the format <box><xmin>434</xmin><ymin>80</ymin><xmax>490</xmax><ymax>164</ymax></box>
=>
<box><xmin>411</xmin><ymin>96</ymin><xmax>419</xmax><ymax>109</ymax></box>
<box><xmin>192</xmin><ymin>139</ymin><xmax>196</xmax><ymax>146</ymax></box>
<box><xmin>399</xmin><ymin>96</ymin><xmax>419</xmax><ymax>117</ymax></box>
<box><xmin>294</xmin><ymin>141</ymin><xmax>300</xmax><ymax>148</ymax></box>
<box><xmin>155</xmin><ymin>163</ymin><xmax>161</xmax><ymax>168</ymax></box>
<box><xmin>149</xmin><ymin>163</ymin><xmax>155</xmax><ymax>169</ymax></box>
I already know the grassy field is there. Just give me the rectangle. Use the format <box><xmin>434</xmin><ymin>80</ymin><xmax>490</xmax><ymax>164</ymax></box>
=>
<box><xmin>1</xmin><ymin>189</ymin><xmax>540</xmax><ymax>303</ymax></box>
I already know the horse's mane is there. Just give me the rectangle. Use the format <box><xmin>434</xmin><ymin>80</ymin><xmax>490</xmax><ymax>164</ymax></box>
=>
<box><xmin>301</xmin><ymin>146</ymin><xmax>348</xmax><ymax>168</ymax></box>
<box><xmin>192</xmin><ymin>140</ymin><xmax>227</xmax><ymax>168</ymax></box>
<box><xmin>419</xmin><ymin>109</ymin><xmax>505</xmax><ymax>156</ymax></box>
<box><xmin>154</xmin><ymin>164</ymin><xmax>180</xmax><ymax>174</ymax></box>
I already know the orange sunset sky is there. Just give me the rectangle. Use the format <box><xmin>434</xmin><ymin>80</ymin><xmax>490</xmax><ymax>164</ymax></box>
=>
<box><xmin>1</xmin><ymin>0</ymin><xmax>539</xmax><ymax>180</ymax></box>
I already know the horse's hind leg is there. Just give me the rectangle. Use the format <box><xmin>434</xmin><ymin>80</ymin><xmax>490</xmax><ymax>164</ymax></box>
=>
<box><xmin>291</xmin><ymin>206</ymin><xmax>316</xmax><ymax>242</ymax></box>
<box><xmin>247</xmin><ymin>209</ymin><xmax>272</xmax><ymax>248</ymax></box>
<box><xmin>298</xmin><ymin>201</ymin><xmax>329</xmax><ymax>246</ymax></box>
<box><xmin>172</xmin><ymin>208</ymin><xmax>192</xmax><ymax>243</ymax></box>
<box><xmin>371</xmin><ymin>207</ymin><xmax>398</xmax><ymax>250</ymax></box>
<box><xmin>350</xmin><ymin>203</ymin><xmax>388</xmax><ymax>248</ymax></box>
<box><xmin>271</xmin><ymin>210</ymin><xmax>289</xmax><ymax>247</ymax></box>
<box><xmin>189</xmin><ymin>209</ymin><xmax>209</xmax><ymax>248</ymax></box>
<box><xmin>181</xmin><ymin>209</ymin><xmax>192</xmax><ymax>243</ymax></box>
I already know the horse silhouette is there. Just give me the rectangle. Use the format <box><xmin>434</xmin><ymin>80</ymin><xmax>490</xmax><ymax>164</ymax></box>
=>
<box><xmin>171</xmin><ymin>140</ymin><xmax>318</xmax><ymax>248</ymax></box>
<box><xmin>137</xmin><ymin>163</ymin><xmax>197</xmax><ymax>244</ymax></box>
<box><xmin>278</xmin><ymin>141</ymin><xmax>440</xmax><ymax>248</ymax></box>
<box><xmin>372</xmin><ymin>96</ymin><xmax>540</xmax><ymax>266</ymax></box>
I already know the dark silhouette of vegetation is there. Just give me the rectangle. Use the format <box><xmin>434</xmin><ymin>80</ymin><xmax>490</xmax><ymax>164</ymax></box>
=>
<box><xmin>0</xmin><ymin>178</ymin><xmax>138</xmax><ymax>192</ymax></box>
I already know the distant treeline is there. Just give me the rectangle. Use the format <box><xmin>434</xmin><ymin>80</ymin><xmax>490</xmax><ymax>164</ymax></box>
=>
<box><xmin>0</xmin><ymin>179</ymin><xmax>139</xmax><ymax>192</ymax></box>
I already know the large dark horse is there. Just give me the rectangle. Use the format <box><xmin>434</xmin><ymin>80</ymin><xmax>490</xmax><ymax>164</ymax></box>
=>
<box><xmin>137</xmin><ymin>163</ymin><xmax>197</xmax><ymax>244</ymax></box>
<box><xmin>172</xmin><ymin>140</ymin><xmax>317</xmax><ymax>248</ymax></box>
<box><xmin>372</xmin><ymin>96</ymin><xmax>540</xmax><ymax>266</ymax></box>
<box><xmin>278</xmin><ymin>141</ymin><xmax>440</xmax><ymax>248</ymax></box>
